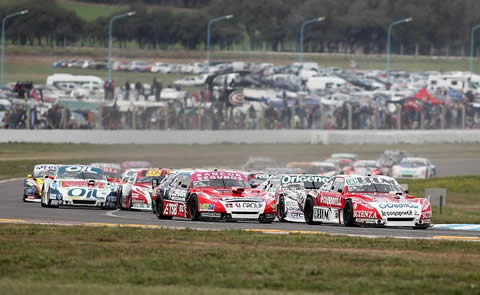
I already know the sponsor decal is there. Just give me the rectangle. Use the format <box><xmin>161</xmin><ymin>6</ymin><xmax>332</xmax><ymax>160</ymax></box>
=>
<box><xmin>193</xmin><ymin>172</ymin><xmax>246</xmax><ymax>181</ymax></box>
<box><xmin>347</xmin><ymin>176</ymin><xmax>397</xmax><ymax>186</ymax></box>
<box><xmin>199</xmin><ymin>203</ymin><xmax>215</xmax><ymax>211</ymax></box>
<box><xmin>378</xmin><ymin>203</ymin><xmax>419</xmax><ymax>209</ymax></box>
<box><xmin>163</xmin><ymin>202</ymin><xmax>178</xmax><ymax>215</ymax></box>
<box><xmin>313</xmin><ymin>207</ymin><xmax>338</xmax><ymax>222</ymax></box>
<box><xmin>353</xmin><ymin>210</ymin><xmax>376</xmax><ymax>219</ymax></box>
<box><xmin>281</xmin><ymin>175</ymin><xmax>330</xmax><ymax>185</ymax></box>
<box><xmin>67</xmin><ymin>188</ymin><xmax>100</xmax><ymax>199</ymax></box>
<box><xmin>253</xmin><ymin>174</ymin><xmax>276</xmax><ymax>180</ymax></box>
<box><xmin>288</xmin><ymin>212</ymin><xmax>304</xmax><ymax>219</ymax></box>
<box><xmin>320</xmin><ymin>195</ymin><xmax>342</xmax><ymax>206</ymax></box>
<box><xmin>145</xmin><ymin>169</ymin><xmax>164</xmax><ymax>177</ymax></box>
<box><xmin>380</xmin><ymin>210</ymin><xmax>413</xmax><ymax>217</ymax></box>
<box><xmin>232</xmin><ymin>202</ymin><xmax>263</xmax><ymax>209</ymax></box>
<box><xmin>64</xmin><ymin>166</ymin><xmax>101</xmax><ymax>174</ymax></box>
<box><xmin>200</xmin><ymin>212</ymin><xmax>222</xmax><ymax>218</ymax></box>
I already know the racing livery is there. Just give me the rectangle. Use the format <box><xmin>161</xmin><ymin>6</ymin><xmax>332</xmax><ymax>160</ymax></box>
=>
<box><xmin>41</xmin><ymin>165</ymin><xmax>117</xmax><ymax>209</ymax></box>
<box><xmin>152</xmin><ymin>170</ymin><xmax>276</xmax><ymax>223</ymax></box>
<box><xmin>300</xmin><ymin>175</ymin><xmax>432</xmax><ymax>229</ymax></box>
<box><xmin>257</xmin><ymin>174</ymin><xmax>330</xmax><ymax>223</ymax></box>
<box><xmin>23</xmin><ymin>164</ymin><xmax>58</xmax><ymax>202</ymax></box>
<box><xmin>118</xmin><ymin>168</ymin><xmax>170</xmax><ymax>211</ymax></box>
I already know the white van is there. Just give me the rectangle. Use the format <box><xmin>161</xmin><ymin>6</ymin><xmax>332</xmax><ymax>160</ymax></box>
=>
<box><xmin>46</xmin><ymin>74</ymin><xmax>104</xmax><ymax>92</ymax></box>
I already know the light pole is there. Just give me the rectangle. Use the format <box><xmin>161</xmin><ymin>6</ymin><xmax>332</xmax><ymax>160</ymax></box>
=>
<box><xmin>469</xmin><ymin>24</ymin><xmax>480</xmax><ymax>78</ymax></box>
<box><xmin>1</xmin><ymin>9</ymin><xmax>28</xmax><ymax>88</ymax></box>
<box><xmin>206</xmin><ymin>14</ymin><xmax>233</xmax><ymax>70</ymax></box>
<box><xmin>386</xmin><ymin>17</ymin><xmax>412</xmax><ymax>85</ymax></box>
<box><xmin>299</xmin><ymin>17</ymin><xmax>325</xmax><ymax>89</ymax></box>
<box><xmin>108</xmin><ymin>11</ymin><xmax>135</xmax><ymax>82</ymax></box>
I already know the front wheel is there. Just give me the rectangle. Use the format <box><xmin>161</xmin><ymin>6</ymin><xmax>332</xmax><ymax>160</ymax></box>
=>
<box><xmin>277</xmin><ymin>196</ymin><xmax>286</xmax><ymax>222</ymax></box>
<box><xmin>304</xmin><ymin>197</ymin><xmax>316</xmax><ymax>225</ymax></box>
<box><xmin>343</xmin><ymin>200</ymin><xmax>355</xmax><ymax>226</ymax></box>
<box><xmin>189</xmin><ymin>195</ymin><xmax>201</xmax><ymax>221</ymax></box>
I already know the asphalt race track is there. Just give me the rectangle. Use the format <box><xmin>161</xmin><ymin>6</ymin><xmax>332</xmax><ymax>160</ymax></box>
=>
<box><xmin>2</xmin><ymin>179</ymin><xmax>479</xmax><ymax>241</ymax></box>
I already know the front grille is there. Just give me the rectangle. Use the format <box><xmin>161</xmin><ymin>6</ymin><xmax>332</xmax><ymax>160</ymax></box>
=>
<box><xmin>387</xmin><ymin>218</ymin><xmax>415</xmax><ymax>222</ymax></box>
<box><xmin>72</xmin><ymin>200</ymin><xmax>97</xmax><ymax>205</ymax></box>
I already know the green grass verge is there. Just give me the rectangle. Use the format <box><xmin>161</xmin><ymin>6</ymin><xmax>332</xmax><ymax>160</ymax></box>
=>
<box><xmin>0</xmin><ymin>224</ymin><xmax>478</xmax><ymax>295</ymax></box>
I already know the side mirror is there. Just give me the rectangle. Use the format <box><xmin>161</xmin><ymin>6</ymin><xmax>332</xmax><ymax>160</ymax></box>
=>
<box><xmin>152</xmin><ymin>179</ymin><xmax>159</xmax><ymax>189</ymax></box>
<box><xmin>337</xmin><ymin>188</ymin><xmax>343</xmax><ymax>193</ymax></box>
<box><xmin>181</xmin><ymin>184</ymin><xmax>188</xmax><ymax>189</ymax></box>
<box><xmin>48</xmin><ymin>176</ymin><xmax>54</xmax><ymax>180</ymax></box>
<box><xmin>27</xmin><ymin>174</ymin><xmax>32</xmax><ymax>178</ymax></box>
<box><xmin>251</xmin><ymin>183</ymin><xmax>258</xmax><ymax>189</ymax></box>
<box><xmin>107</xmin><ymin>177</ymin><xmax>113</xmax><ymax>182</ymax></box>
<box><xmin>404</xmin><ymin>190</ymin><xmax>409</xmax><ymax>194</ymax></box>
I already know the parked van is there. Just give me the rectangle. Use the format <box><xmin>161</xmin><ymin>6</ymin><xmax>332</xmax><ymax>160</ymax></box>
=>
<box><xmin>46</xmin><ymin>74</ymin><xmax>104</xmax><ymax>92</ymax></box>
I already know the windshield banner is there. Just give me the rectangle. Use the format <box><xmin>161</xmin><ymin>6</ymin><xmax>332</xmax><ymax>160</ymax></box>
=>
<box><xmin>281</xmin><ymin>175</ymin><xmax>330</xmax><ymax>185</ymax></box>
<box><xmin>192</xmin><ymin>171</ymin><xmax>246</xmax><ymax>182</ymax></box>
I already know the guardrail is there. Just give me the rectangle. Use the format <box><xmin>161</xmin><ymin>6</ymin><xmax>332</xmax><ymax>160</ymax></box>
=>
<box><xmin>2</xmin><ymin>129</ymin><xmax>480</xmax><ymax>145</ymax></box>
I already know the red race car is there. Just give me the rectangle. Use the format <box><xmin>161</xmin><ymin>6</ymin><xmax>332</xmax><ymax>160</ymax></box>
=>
<box><xmin>118</xmin><ymin>168</ymin><xmax>170</xmax><ymax>211</ymax></box>
<box><xmin>300</xmin><ymin>175</ymin><xmax>431</xmax><ymax>229</ymax></box>
<box><xmin>152</xmin><ymin>170</ymin><xmax>276</xmax><ymax>223</ymax></box>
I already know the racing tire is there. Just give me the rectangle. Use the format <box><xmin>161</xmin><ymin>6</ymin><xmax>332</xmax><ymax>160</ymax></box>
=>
<box><xmin>41</xmin><ymin>198</ymin><xmax>47</xmax><ymax>208</ymax></box>
<box><xmin>155</xmin><ymin>196</ymin><xmax>173</xmax><ymax>220</ymax></box>
<box><xmin>343</xmin><ymin>200</ymin><xmax>355</xmax><ymax>227</ymax></box>
<box><xmin>413</xmin><ymin>224</ymin><xmax>430</xmax><ymax>230</ymax></box>
<box><xmin>304</xmin><ymin>197</ymin><xmax>317</xmax><ymax>225</ymax></box>
<box><xmin>259</xmin><ymin>216</ymin><xmax>274</xmax><ymax>224</ymax></box>
<box><xmin>128</xmin><ymin>195</ymin><xmax>133</xmax><ymax>210</ymax></box>
<box><xmin>189</xmin><ymin>195</ymin><xmax>201</xmax><ymax>221</ymax></box>
<box><xmin>47</xmin><ymin>198</ymin><xmax>59</xmax><ymax>209</ymax></box>
<box><xmin>277</xmin><ymin>196</ymin><xmax>286</xmax><ymax>222</ymax></box>
<box><xmin>23</xmin><ymin>194</ymin><xmax>27</xmax><ymax>202</ymax></box>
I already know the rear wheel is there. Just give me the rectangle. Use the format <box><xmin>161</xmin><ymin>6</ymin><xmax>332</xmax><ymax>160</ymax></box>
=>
<box><xmin>23</xmin><ymin>194</ymin><xmax>27</xmax><ymax>202</ymax></box>
<box><xmin>343</xmin><ymin>200</ymin><xmax>355</xmax><ymax>226</ymax></box>
<box><xmin>189</xmin><ymin>195</ymin><xmax>201</xmax><ymax>221</ymax></box>
<box><xmin>304</xmin><ymin>197</ymin><xmax>316</xmax><ymax>225</ymax></box>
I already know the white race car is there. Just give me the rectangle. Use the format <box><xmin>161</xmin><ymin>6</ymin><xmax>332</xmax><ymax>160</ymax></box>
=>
<box><xmin>391</xmin><ymin>157</ymin><xmax>436</xmax><ymax>179</ymax></box>
<box><xmin>41</xmin><ymin>165</ymin><xmax>117</xmax><ymax>209</ymax></box>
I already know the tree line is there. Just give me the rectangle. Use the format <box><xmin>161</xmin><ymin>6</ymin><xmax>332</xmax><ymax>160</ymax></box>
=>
<box><xmin>2</xmin><ymin>0</ymin><xmax>480</xmax><ymax>56</ymax></box>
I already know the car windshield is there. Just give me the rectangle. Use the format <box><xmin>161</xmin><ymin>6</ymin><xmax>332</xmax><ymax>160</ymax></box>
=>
<box><xmin>193</xmin><ymin>178</ymin><xmax>250</xmax><ymax>188</ymax></box>
<box><xmin>401</xmin><ymin>160</ymin><xmax>425</xmax><ymax>168</ymax></box>
<box><xmin>56</xmin><ymin>166</ymin><xmax>105</xmax><ymax>180</ymax></box>
<box><xmin>348</xmin><ymin>182</ymin><xmax>403</xmax><ymax>193</ymax></box>
<box><xmin>136</xmin><ymin>176</ymin><xmax>166</xmax><ymax>184</ymax></box>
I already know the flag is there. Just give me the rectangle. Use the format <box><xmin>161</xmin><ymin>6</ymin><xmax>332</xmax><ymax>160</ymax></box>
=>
<box><xmin>447</xmin><ymin>87</ymin><xmax>463</xmax><ymax>100</ymax></box>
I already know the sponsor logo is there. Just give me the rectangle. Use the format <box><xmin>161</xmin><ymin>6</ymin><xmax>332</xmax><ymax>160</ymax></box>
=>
<box><xmin>378</xmin><ymin>203</ymin><xmax>419</xmax><ymax>209</ymax></box>
<box><xmin>163</xmin><ymin>202</ymin><xmax>178</xmax><ymax>215</ymax></box>
<box><xmin>194</xmin><ymin>172</ymin><xmax>245</xmax><ymax>181</ymax></box>
<box><xmin>320</xmin><ymin>195</ymin><xmax>342</xmax><ymax>206</ymax></box>
<box><xmin>199</xmin><ymin>203</ymin><xmax>215</xmax><ymax>212</ymax></box>
<box><xmin>232</xmin><ymin>202</ymin><xmax>263</xmax><ymax>209</ymax></box>
<box><xmin>313</xmin><ymin>207</ymin><xmax>338</xmax><ymax>222</ymax></box>
<box><xmin>67</xmin><ymin>188</ymin><xmax>100</xmax><ymax>199</ymax></box>
<box><xmin>380</xmin><ymin>210</ymin><xmax>413</xmax><ymax>217</ymax></box>
<box><xmin>145</xmin><ymin>169</ymin><xmax>164</xmax><ymax>177</ymax></box>
<box><xmin>200</xmin><ymin>212</ymin><xmax>222</xmax><ymax>218</ymax></box>
<box><xmin>289</xmin><ymin>213</ymin><xmax>304</xmax><ymax>219</ymax></box>
<box><xmin>347</xmin><ymin>177</ymin><xmax>397</xmax><ymax>186</ymax></box>
<box><xmin>254</xmin><ymin>174</ymin><xmax>275</xmax><ymax>179</ymax></box>
<box><xmin>353</xmin><ymin>210</ymin><xmax>376</xmax><ymax>219</ymax></box>
<box><xmin>281</xmin><ymin>175</ymin><xmax>330</xmax><ymax>185</ymax></box>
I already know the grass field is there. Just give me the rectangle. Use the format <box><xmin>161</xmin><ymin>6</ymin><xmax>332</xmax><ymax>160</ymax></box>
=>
<box><xmin>0</xmin><ymin>143</ymin><xmax>479</xmax><ymax>224</ymax></box>
<box><xmin>0</xmin><ymin>223</ymin><xmax>478</xmax><ymax>295</ymax></box>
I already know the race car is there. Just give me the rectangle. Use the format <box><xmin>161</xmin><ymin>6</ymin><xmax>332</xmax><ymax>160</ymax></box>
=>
<box><xmin>90</xmin><ymin>162</ymin><xmax>121</xmax><ymax>181</ymax></box>
<box><xmin>118</xmin><ymin>168</ymin><xmax>170</xmax><ymax>211</ymax></box>
<box><xmin>246</xmin><ymin>171</ymin><xmax>276</xmax><ymax>188</ymax></box>
<box><xmin>41</xmin><ymin>165</ymin><xmax>117</xmax><ymax>209</ymax></box>
<box><xmin>152</xmin><ymin>170</ymin><xmax>276</xmax><ymax>223</ymax></box>
<box><xmin>300</xmin><ymin>175</ymin><xmax>432</xmax><ymax>229</ymax></box>
<box><xmin>345</xmin><ymin>160</ymin><xmax>381</xmax><ymax>176</ymax></box>
<box><xmin>23</xmin><ymin>164</ymin><xmax>58</xmax><ymax>202</ymax></box>
<box><xmin>391</xmin><ymin>157</ymin><xmax>436</xmax><ymax>179</ymax></box>
<box><xmin>256</xmin><ymin>174</ymin><xmax>330</xmax><ymax>222</ymax></box>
